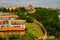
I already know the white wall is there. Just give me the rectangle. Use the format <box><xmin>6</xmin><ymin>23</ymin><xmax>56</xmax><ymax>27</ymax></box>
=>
<box><xmin>10</xmin><ymin>24</ymin><xmax>25</xmax><ymax>28</ymax></box>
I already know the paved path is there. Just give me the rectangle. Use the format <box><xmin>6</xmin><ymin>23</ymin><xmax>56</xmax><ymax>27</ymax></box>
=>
<box><xmin>31</xmin><ymin>18</ymin><xmax>47</xmax><ymax>39</ymax></box>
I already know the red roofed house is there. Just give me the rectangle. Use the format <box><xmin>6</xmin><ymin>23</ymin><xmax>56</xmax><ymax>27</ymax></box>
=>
<box><xmin>0</xmin><ymin>12</ymin><xmax>26</xmax><ymax>37</ymax></box>
<box><xmin>24</xmin><ymin>6</ymin><xmax>36</xmax><ymax>13</ymax></box>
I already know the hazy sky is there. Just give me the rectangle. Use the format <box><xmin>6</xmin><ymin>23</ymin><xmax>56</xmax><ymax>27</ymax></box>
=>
<box><xmin>0</xmin><ymin>0</ymin><xmax>60</xmax><ymax>8</ymax></box>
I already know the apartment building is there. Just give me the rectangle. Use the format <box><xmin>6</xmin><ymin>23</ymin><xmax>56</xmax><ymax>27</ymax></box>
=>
<box><xmin>0</xmin><ymin>12</ymin><xmax>26</xmax><ymax>37</ymax></box>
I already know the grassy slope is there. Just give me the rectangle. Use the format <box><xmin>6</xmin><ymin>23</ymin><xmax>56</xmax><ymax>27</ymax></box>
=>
<box><xmin>26</xmin><ymin>22</ymin><xmax>44</xmax><ymax>37</ymax></box>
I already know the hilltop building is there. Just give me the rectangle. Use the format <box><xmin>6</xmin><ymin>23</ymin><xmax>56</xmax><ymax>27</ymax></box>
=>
<box><xmin>0</xmin><ymin>12</ymin><xmax>26</xmax><ymax>37</ymax></box>
<box><xmin>24</xmin><ymin>6</ymin><xmax>36</xmax><ymax>13</ymax></box>
<box><xmin>5</xmin><ymin>5</ymin><xmax>21</xmax><ymax>10</ymax></box>
<box><xmin>4</xmin><ymin>5</ymin><xmax>36</xmax><ymax>13</ymax></box>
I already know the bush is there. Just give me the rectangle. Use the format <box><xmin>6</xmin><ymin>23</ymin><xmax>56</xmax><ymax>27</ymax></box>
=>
<box><xmin>26</xmin><ymin>17</ymin><xmax>33</xmax><ymax>23</ymax></box>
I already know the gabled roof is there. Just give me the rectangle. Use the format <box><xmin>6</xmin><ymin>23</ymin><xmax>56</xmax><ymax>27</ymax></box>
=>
<box><xmin>4</xmin><ymin>12</ymin><xmax>18</xmax><ymax>17</ymax></box>
<box><xmin>0</xmin><ymin>12</ymin><xmax>18</xmax><ymax>18</ymax></box>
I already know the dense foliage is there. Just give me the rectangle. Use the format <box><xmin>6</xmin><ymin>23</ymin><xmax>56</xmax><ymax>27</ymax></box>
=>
<box><xmin>11</xmin><ymin>7</ymin><xmax>33</xmax><ymax>23</ymax></box>
<box><xmin>28</xmin><ymin>7</ymin><xmax>60</xmax><ymax>37</ymax></box>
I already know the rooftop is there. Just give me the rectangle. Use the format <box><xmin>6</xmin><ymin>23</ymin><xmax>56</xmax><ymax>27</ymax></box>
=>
<box><xmin>0</xmin><ymin>12</ymin><xmax>18</xmax><ymax>18</ymax></box>
<box><xmin>1</xmin><ymin>27</ymin><xmax>25</xmax><ymax>31</ymax></box>
<box><xmin>11</xmin><ymin>20</ymin><xmax>26</xmax><ymax>24</ymax></box>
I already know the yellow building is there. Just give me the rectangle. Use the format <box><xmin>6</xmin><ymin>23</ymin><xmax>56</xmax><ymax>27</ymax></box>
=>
<box><xmin>5</xmin><ymin>6</ymin><xmax>20</xmax><ymax>10</ymax></box>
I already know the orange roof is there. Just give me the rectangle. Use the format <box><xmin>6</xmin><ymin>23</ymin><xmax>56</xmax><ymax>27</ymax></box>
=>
<box><xmin>11</xmin><ymin>20</ymin><xmax>26</xmax><ymax>24</ymax></box>
<box><xmin>5</xmin><ymin>13</ymin><xmax>18</xmax><ymax>17</ymax></box>
<box><xmin>24</xmin><ymin>6</ymin><xmax>32</xmax><ymax>8</ymax></box>
<box><xmin>0</xmin><ymin>21</ymin><xmax>3</xmax><ymax>25</ymax></box>
<box><xmin>0</xmin><ymin>16</ymin><xmax>12</xmax><ymax>18</ymax></box>
<box><xmin>0</xmin><ymin>13</ymin><xmax>18</xmax><ymax>18</ymax></box>
<box><xmin>1</xmin><ymin>27</ymin><xmax>25</xmax><ymax>31</ymax></box>
<box><xmin>24</xmin><ymin>6</ymin><xmax>33</xmax><ymax>10</ymax></box>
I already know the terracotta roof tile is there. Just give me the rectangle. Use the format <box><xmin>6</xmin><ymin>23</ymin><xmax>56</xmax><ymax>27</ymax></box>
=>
<box><xmin>1</xmin><ymin>27</ymin><xmax>25</xmax><ymax>31</ymax></box>
<box><xmin>11</xmin><ymin>20</ymin><xmax>26</xmax><ymax>24</ymax></box>
<box><xmin>0</xmin><ymin>13</ymin><xmax>18</xmax><ymax>18</ymax></box>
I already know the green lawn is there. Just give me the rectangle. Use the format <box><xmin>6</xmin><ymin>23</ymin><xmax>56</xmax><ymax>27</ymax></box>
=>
<box><xmin>26</xmin><ymin>22</ymin><xmax>44</xmax><ymax>37</ymax></box>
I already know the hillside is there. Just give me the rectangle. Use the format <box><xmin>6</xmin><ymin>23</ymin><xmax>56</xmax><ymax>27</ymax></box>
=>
<box><xmin>0</xmin><ymin>7</ymin><xmax>60</xmax><ymax>39</ymax></box>
<box><xmin>28</xmin><ymin>7</ymin><xmax>60</xmax><ymax>36</ymax></box>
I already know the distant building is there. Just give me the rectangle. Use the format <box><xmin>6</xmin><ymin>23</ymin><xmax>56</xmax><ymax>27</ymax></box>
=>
<box><xmin>5</xmin><ymin>5</ymin><xmax>21</xmax><ymax>10</ymax></box>
<box><xmin>24</xmin><ymin>6</ymin><xmax>36</xmax><ymax>13</ymax></box>
<box><xmin>0</xmin><ymin>12</ymin><xmax>26</xmax><ymax>37</ymax></box>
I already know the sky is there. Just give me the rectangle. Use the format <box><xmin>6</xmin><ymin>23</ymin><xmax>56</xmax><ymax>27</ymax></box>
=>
<box><xmin>0</xmin><ymin>0</ymin><xmax>60</xmax><ymax>8</ymax></box>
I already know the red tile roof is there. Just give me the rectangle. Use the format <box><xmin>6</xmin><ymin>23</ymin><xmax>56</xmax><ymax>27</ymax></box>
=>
<box><xmin>11</xmin><ymin>20</ymin><xmax>26</xmax><ymax>24</ymax></box>
<box><xmin>1</xmin><ymin>27</ymin><xmax>25</xmax><ymax>31</ymax></box>
<box><xmin>0</xmin><ymin>13</ymin><xmax>18</xmax><ymax>18</ymax></box>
